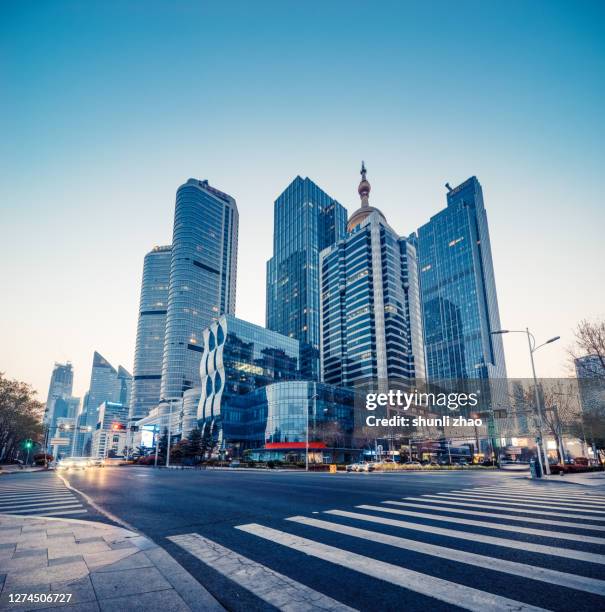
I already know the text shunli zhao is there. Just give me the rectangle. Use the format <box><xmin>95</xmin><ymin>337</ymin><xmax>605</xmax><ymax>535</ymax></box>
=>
<box><xmin>364</xmin><ymin>390</ymin><xmax>483</xmax><ymax>428</ymax></box>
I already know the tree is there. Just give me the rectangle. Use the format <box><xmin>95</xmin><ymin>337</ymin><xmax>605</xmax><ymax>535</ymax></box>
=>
<box><xmin>186</xmin><ymin>427</ymin><xmax>203</xmax><ymax>463</ymax></box>
<box><xmin>570</xmin><ymin>318</ymin><xmax>605</xmax><ymax>374</ymax></box>
<box><xmin>0</xmin><ymin>373</ymin><xmax>44</xmax><ymax>463</ymax></box>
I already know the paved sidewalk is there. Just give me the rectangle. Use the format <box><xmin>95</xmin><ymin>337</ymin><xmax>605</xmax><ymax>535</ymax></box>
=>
<box><xmin>539</xmin><ymin>470</ymin><xmax>605</xmax><ymax>488</ymax></box>
<box><xmin>0</xmin><ymin>514</ymin><xmax>224</xmax><ymax>611</ymax></box>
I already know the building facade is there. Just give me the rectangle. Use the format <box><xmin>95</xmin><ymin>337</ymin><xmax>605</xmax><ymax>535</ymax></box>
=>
<box><xmin>44</xmin><ymin>362</ymin><xmax>74</xmax><ymax>426</ymax></box>
<box><xmin>91</xmin><ymin>401</ymin><xmax>128</xmax><ymax>459</ymax></box>
<box><xmin>320</xmin><ymin>164</ymin><xmax>426</xmax><ymax>388</ymax></box>
<box><xmin>198</xmin><ymin>314</ymin><xmax>301</xmax><ymax>451</ymax></box>
<box><xmin>417</xmin><ymin>176</ymin><xmax>506</xmax><ymax>381</ymax></box>
<box><xmin>130</xmin><ymin>245</ymin><xmax>171</xmax><ymax>423</ymax></box>
<box><xmin>266</xmin><ymin>176</ymin><xmax>347</xmax><ymax>379</ymax></box>
<box><xmin>160</xmin><ymin>179</ymin><xmax>238</xmax><ymax>402</ymax></box>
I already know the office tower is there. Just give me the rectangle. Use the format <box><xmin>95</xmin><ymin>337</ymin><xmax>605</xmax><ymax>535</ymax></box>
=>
<box><xmin>320</xmin><ymin>163</ymin><xmax>425</xmax><ymax>387</ymax></box>
<box><xmin>417</xmin><ymin>176</ymin><xmax>506</xmax><ymax>380</ymax></box>
<box><xmin>266</xmin><ymin>176</ymin><xmax>347</xmax><ymax>379</ymax></box>
<box><xmin>73</xmin><ymin>352</ymin><xmax>131</xmax><ymax>455</ymax></box>
<box><xmin>130</xmin><ymin>245</ymin><xmax>171</xmax><ymax>423</ymax></box>
<box><xmin>91</xmin><ymin>401</ymin><xmax>128</xmax><ymax>459</ymax></box>
<box><xmin>44</xmin><ymin>362</ymin><xmax>74</xmax><ymax>425</ymax></box>
<box><xmin>160</xmin><ymin>179</ymin><xmax>238</xmax><ymax>402</ymax></box>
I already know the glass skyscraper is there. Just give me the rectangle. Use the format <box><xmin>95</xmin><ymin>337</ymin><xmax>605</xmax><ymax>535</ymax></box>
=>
<box><xmin>320</xmin><ymin>164</ymin><xmax>426</xmax><ymax>388</ymax></box>
<box><xmin>266</xmin><ymin>176</ymin><xmax>347</xmax><ymax>379</ymax></box>
<box><xmin>130</xmin><ymin>245</ymin><xmax>171</xmax><ymax>423</ymax></box>
<box><xmin>160</xmin><ymin>179</ymin><xmax>239</xmax><ymax>401</ymax></box>
<box><xmin>73</xmin><ymin>352</ymin><xmax>131</xmax><ymax>455</ymax></box>
<box><xmin>44</xmin><ymin>362</ymin><xmax>73</xmax><ymax>425</ymax></box>
<box><xmin>417</xmin><ymin>176</ymin><xmax>506</xmax><ymax>380</ymax></box>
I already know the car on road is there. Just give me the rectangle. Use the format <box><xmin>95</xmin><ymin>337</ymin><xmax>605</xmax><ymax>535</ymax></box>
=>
<box><xmin>87</xmin><ymin>458</ymin><xmax>105</xmax><ymax>468</ymax></box>
<box><xmin>56</xmin><ymin>457</ymin><xmax>90</xmax><ymax>471</ymax></box>
<box><xmin>346</xmin><ymin>461</ymin><xmax>375</xmax><ymax>472</ymax></box>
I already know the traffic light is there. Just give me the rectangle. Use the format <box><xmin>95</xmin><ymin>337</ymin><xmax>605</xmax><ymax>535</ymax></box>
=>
<box><xmin>24</xmin><ymin>439</ymin><xmax>33</xmax><ymax>449</ymax></box>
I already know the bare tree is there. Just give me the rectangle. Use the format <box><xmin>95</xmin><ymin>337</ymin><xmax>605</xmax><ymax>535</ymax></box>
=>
<box><xmin>570</xmin><ymin>318</ymin><xmax>605</xmax><ymax>374</ymax></box>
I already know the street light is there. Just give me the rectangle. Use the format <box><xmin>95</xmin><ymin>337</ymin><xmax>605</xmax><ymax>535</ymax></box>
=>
<box><xmin>306</xmin><ymin>393</ymin><xmax>320</xmax><ymax>472</ymax></box>
<box><xmin>492</xmin><ymin>328</ymin><xmax>560</xmax><ymax>475</ymax></box>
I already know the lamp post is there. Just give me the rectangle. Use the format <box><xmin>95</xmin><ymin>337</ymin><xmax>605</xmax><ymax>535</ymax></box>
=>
<box><xmin>306</xmin><ymin>393</ymin><xmax>319</xmax><ymax>472</ymax></box>
<box><xmin>492</xmin><ymin>328</ymin><xmax>560</xmax><ymax>476</ymax></box>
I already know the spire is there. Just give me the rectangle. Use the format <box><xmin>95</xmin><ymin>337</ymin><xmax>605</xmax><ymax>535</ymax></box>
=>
<box><xmin>358</xmin><ymin>160</ymin><xmax>371</xmax><ymax>208</ymax></box>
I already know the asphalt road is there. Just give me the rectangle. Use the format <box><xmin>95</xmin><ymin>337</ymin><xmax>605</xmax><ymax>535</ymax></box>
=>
<box><xmin>37</xmin><ymin>466</ymin><xmax>602</xmax><ymax>612</ymax></box>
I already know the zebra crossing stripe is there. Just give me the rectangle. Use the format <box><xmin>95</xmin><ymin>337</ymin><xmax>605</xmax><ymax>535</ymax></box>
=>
<box><xmin>168</xmin><ymin>533</ymin><xmax>357</xmax><ymax>612</ymax></box>
<box><xmin>449</xmin><ymin>490</ymin><xmax>605</xmax><ymax>508</ymax></box>
<box><xmin>382</xmin><ymin>500</ymin><xmax>605</xmax><ymax>532</ymax></box>
<box><xmin>324</xmin><ymin>510</ymin><xmax>605</xmax><ymax>565</ymax></box>
<box><xmin>236</xmin><ymin>523</ymin><xmax>549</xmax><ymax>612</ymax></box>
<box><xmin>404</xmin><ymin>496</ymin><xmax>605</xmax><ymax>521</ymax></box>
<box><xmin>3</xmin><ymin>503</ymin><xmax>84</xmax><ymax>514</ymax></box>
<box><xmin>0</xmin><ymin>493</ymin><xmax>75</xmax><ymax>503</ymax></box>
<box><xmin>353</xmin><ymin>504</ymin><xmax>605</xmax><ymax>545</ymax></box>
<box><xmin>428</xmin><ymin>493</ymin><xmax>605</xmax><ymax>514</ymax></box>
<box><xmin>287</xmin><ymin>515</ymin><xmax>605</xmax><ymax>597</ymax></box>
<box><xmin>468</xmin><ymin>487</ymin><xmax>605</xmax><ymax>503</ymax></box>
<box><xmin>0</xmin><ymin>499</ymin><xmax>78</xmax><ymax>511</ymax></box>
<box><xmin>438</xmin><ymin>492</ymin><xmax>605</xmax><ymax>514</ymax></box>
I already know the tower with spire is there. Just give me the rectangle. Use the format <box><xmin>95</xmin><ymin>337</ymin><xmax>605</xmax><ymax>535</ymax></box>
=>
<box><xmin>319</xmin><ymin>163</ymin><xmax>426</xmax><ymax>387</ymax></box>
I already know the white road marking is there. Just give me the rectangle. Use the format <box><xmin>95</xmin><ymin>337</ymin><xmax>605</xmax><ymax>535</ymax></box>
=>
<box><xmin>449</xmin><ymin>490</ymin><xmax>605</xmax><ymax>509</ymax></box>
<box><xmin>168</xmin><ymin>532</ymin><xmax>357</xmax><ymax>612</ymax></box>
<box><xmin>324</xmin><ymin>509</ymin><xmax>605</xmax><ymax>565</ymax></box>
<box><xmin>353</xmin><ymin>504</ymin><xmax>605</xmax><ymax>544</ymax></box>
<box><xmin>3</xmin><ymin>503</ymin><xmax>84</xmax><ymax>514</ymax></box>
<box><xmin>287</xmin><ymin>515</ymin><xmax>605</xmax><ymax>597</ymax></box>
<box><xmin>428</xmin><ymin>493</ymin><xmax>605</xmax><ymax>514</ymax></box>
<box><xmin>236</xmin><ymin>523</ymin><xmax>549</xmax><ymax>612</ymax></box>
<box><xmin>404</xmin><ymin>496</ymin><xmax>605</xmax><ymax>521</ymax></box>
<box><xmin>469</xmin><ymin>486</ymin><xmax>605</xmax><ymax>501</ymax></box>
<box><xmin>382</xmin><ymin>500</ymin><xmax>605</xmax><ymax>532</ymax></box>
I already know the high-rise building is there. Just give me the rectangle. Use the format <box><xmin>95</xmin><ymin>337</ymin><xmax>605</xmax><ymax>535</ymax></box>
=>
<box><xmin>266</xmin><ymin>176</ymin><xmax>347</xmax><ymax>379</ymax></box>
<box><xmin>320</xmin><ymin>164</ymin><xmax>425</xmax><ymax>387</ymax></box>
<box><xmin>44</xmin><ymin>362</ymin><xmax>74</xmax><ymax>425</ymax></box>
<box><xmin>160</xmin><ymin>179</ymin><xmax>238</xmax><ymax>402</ymax></box>
<box><xmin>417</xmin><ymin>176</ymin><xmax>506</xmax><ymax>381</ymax></box>
<box><xmin>73</xmin><ymin>352</ymin><xmax>131</xmax><ymax>455</ymax></box>
<box><xmin>130</xmin><ymin>245</ymin><xmax>172</xmax><ymax>423</ymax></box>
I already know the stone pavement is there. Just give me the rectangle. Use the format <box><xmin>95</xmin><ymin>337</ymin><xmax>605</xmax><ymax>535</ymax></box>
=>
<box><xmin>0</xmin><ymin>514</ymin><xmax>224</xmax><ymax>611</ymax></box>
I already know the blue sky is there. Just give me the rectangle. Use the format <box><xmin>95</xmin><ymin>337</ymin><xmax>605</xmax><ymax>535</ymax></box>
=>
<box><xmin>1</xmin><ymin>0</ymin><xmax>604</xmax><ymax>399</ymax></box>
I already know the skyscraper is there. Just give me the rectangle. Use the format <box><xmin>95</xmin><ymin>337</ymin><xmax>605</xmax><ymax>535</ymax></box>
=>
<box><xmin>130</xmin><ymin>245</ymin><xmax>171</xmax><ymax>423</ymax></box>
<box><xmin>73</xmin><ymin>352</ymin><xmax>131</xmax><ymax>455</ymax></box>
<box><xmin>44</xmin><ymin>362</ymin><xmax>74</xmax><ymax>425</ymax></box>
<box><xmin>266</xmin><ymin>176</ymin><xmax>347</xmax><ymax>379</ymax></box>
<box><xmin>417</xmin><ymin>176</ymin><xmax>506</xmax><ymax>380</ymax></box>
<box><xmin>320</xmin><ymin>164</ymin><xmax>425</xmax><ymax>387</ymax></box>
<box><xmin>160</xmin><ymin>179</ymin><xmax>239</xmax><ymax>401</ymax></box>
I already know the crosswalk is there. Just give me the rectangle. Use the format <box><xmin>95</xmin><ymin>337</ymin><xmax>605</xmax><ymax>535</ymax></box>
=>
<box><xmin>169</xmin><ymin>481</ymin><xmax>605</xmax><ymax>611</ymax></box>
<box><xmin>0</xmin><ymin>474</ymin><xmax>87</xmax><ymax>517</ymax></box>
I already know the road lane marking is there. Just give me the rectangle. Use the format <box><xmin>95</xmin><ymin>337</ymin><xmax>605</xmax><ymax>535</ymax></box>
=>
<box><xmin>0</xmin><ymin>498</ymin><xmax>79</xmax><ymax>511</ymax></box>
<box><xmin>2</xmin><ymin>503</ymin><xmax>84</xmax><ymax>514</ymax></box>
<box><xmin>0</xmin><ymin>494</ymin><xmax>75</xmax><ymax>504</ymax></box>
<box><xmin>324</xmin><ymin>510</ymin><xmax>605</xmax><ymax>565</ymax></box>
<box><xmin>287</xmin><ymin>515</ymin><xmax>605</xmax><ymax>597</ymax></box>
<box><xmin>403</xmin><ymin>496</ymin><xmax>605</xmax><ymax>521</ymax></box>
<box><xmin>469</xmin><ymin>487</ymin><xmax>605</xmax><ymax>501</ymax></box>
<box><xmin>382</xmin><ymin>500</ymin><xmax>605</xmax><ymax>532</ymax></box>
<box><xmin>353</xmin><ymin>505</ymin><xmax>605</xmax><ymax>544</ymax></box>
<box><xmin>427</xmin><ymin>494</ymin><xmax>605</xmax><ymax>514</ymax></box>
<box><xmin>168</xmin><ymin>533</ymin><xmax>357</xmax><ymax>612</ymax></box>
<box><xmin>236</xmin><ymin>523</ymin><xmax>548</xmax><ymax>612</ymax></box>
<box><xmin>449</xmin><ymin>491</ymin><xmax>605</xmax><ymax>508</ymax></box>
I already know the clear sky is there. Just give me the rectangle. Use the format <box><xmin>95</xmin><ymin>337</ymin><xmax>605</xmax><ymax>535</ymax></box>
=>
<box><xmin>1</xmin><ymin>0</ymin><xmax>604</xmax><ymax>401</ymax></box>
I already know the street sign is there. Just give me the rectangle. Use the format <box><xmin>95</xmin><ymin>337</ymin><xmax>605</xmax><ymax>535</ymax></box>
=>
<box><xmin>50</xmin><ymin>437</ymin><xmax>70</xmax><ymax>446</ymax></box>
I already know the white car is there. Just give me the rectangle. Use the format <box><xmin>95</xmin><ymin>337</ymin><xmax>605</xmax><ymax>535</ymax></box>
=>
<box><xmin>56</xmin><ymin>457</ymin><xmax>89</xmax><ymax>471</ymax></box>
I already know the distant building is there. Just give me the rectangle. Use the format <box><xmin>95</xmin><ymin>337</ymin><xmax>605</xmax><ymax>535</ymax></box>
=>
<box><xmin>72</xmin><ymin>352</ymin><xmax>131</xmax><ymax>456</ymax></box>
<box><xmin>198</xmin><ymin>314</ymin><xmax>301</xmax><ymax>451</ymax></box>
<box><xmin>266</xmin><ymin>176</ymin><xmax>347</xmax><ymax>379</ymax></box>
<box><xmin>130</xmin><ymin>245</ymin><xmax>172</xmax><ymax>423</ymax></box>
<box><xmin>575</xmin><ymin>355</ymin><xmax>605</xmax><ymax>442</ymax></box>
<box><xmin>44</xmin><ymin>362</ymin><xmax>73</xmax><ymax>426</ymax></box>
<box><xmin>91</xmin><ymin>402</ymin><xmax>128</xmax><ymax>459</ymax></box>
<box><xmin>319</xmin><ymin>163</ymin><xmax>425</xmax><ymax>388</ymax></box>
<box><xmin>160</xmin><ymin>179</ymin><xmax>238</xmax><ymax>402</ymax></box>
<box><xmin>575</xmin><ymin>355</ymin><xmax>605</xmax><ymax>379</ymax></box>
<box><xmin>416</xmin><ymin>176</ymin><xmax>506</xmax><ymax>381</ymax></box>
